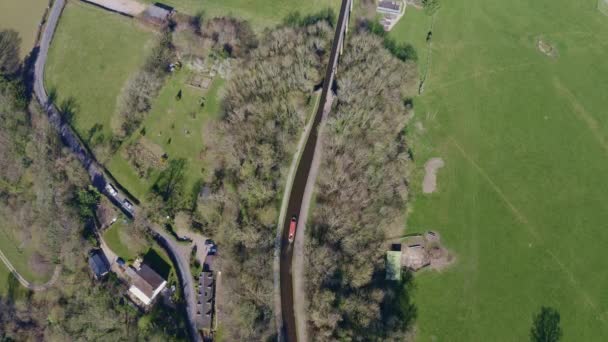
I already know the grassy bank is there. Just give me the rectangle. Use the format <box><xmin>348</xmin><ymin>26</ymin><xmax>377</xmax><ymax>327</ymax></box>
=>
<box><xmin>397</xmin><ymin>1</ymin><xmax>608</xmax><ymax>340</ymax></box>
<box><xmin>0</xmin><ymin>0</ymin><xmax>48</xmax><ymax>58</ymax></box>
<box><xmin>143</xmin><ymin>0</ymin><xmax>341</xmax><ymax>30</ymax></box>
<box><xmin>45</xmin><ymin>1</ymin><xmax>153</xmax><ymax>146</ymax></box>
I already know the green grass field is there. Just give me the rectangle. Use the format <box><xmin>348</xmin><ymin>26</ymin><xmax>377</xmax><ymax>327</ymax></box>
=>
<box><xmin>107</xmin><ymin>69</ymin><xmax>224</xmax><ymax>200</ymax></box>
<box><xmin>395</xmin><ymin>1</ymin><xmax>608</xmax><ymax>340</ymax></box>
<box><xmin>104</xmin><ymin>221</ymin><xmax>147</xmax><ymax>261</ymax></box>
<box><xmin>0</xmin><ymin>0</ymin><xmax>47</xmax><ymax>58</ymax></box>
<box><xmin>45</xmin><ymin>1</ymin><xmax>153</xmax><ymax>146</ymax></box>
<box><xmin>143</xmin><ymin>0</ymin><xmax>341</xmax><ymax>30</ymax></box>
<box><xmin>0</xmin><ymin>219</ymin><xmax>52</xmax><ymax>283</ymax></box>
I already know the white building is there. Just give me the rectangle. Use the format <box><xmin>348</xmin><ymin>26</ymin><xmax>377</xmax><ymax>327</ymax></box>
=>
<box><xmin>127</xmin><ymin>263</ymin><xmax>167</xmax><ymax>306</ymax></box>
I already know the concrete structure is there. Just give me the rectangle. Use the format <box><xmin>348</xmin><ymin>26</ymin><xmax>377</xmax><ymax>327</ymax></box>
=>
<box><xmin>376</xmin><ymin>0</ymin><xmax>406</xmax><ymax>31</ymax></box>
<box><xmin>127</xmin><ymin>263</ymin><xmax>167</xmax><ymax>305</ymax></box>
<box><xmin>377</xmin><ymin>0</ymin><xmax>402</xmax><ymax>14</ymax></box>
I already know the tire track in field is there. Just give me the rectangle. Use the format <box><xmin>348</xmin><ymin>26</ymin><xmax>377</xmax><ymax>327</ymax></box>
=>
<box><xmin>553</xmin><ymin>78</ymin><xmax>608</xmax><ymax>156</ymax></box>
<box><xmin>448</xmin><ymin>136</ymin><xmax>607</xmax><ymax>324</ymax></box>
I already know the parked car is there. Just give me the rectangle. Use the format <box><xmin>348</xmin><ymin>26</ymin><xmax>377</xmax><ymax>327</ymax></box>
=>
<box><xmin>205</xmin><ymin>239</ymin><xmax>217</xmax><ymax>255</ymax></box>
<box><xmin>105</xmin><ymin>183</ymin><xmax>118</xmax><ymax>197</ymax></box>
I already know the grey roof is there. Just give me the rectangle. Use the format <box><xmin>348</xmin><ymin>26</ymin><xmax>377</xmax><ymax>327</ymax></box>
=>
<box><xmin>197</xmin><ymin>271</ymin><xmax>215</xmax><ymax>328</ymax></box>
<box><xmin>129</xmin><ymin>263</ymin><xmax>166</xmax><ymax>298</ymax></box>
<box><xmin>378</xmin><ymin>1</ymin><xmax>400</xmax><ymax>11</ymax></box>
<box><xmin>144</xmin><ymin>4</ymin><xmax>172</xmax><ymax>20</ymax></box>
<box><xmin>89</xmin><ymin>250</ymin><xmax>110</xmax><ymax>278</ymax></box>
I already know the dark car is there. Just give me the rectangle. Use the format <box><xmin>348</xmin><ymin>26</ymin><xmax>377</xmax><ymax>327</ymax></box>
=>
<box><xmin>205</xmin><ymin>239</ymin><xmax>217</xmax><ymax>255</ymax></box>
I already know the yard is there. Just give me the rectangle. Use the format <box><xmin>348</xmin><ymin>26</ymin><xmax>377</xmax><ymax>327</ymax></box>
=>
<box><xmin>103</xmin><ymin>221</ymin><xmax>147</xmax><ymax>261</ymax></box>
<box><xmin>397</xmin><ymin>1</ymin><xmax>608</xmax><ymax>340</ymax></box>
<box><xmin>0</xmin><ymin>0</ymin><xmax>48</xmax><ymax>58</ymax></box>
<box><xmin>142</xmin><ymin>0</ymin><xmax>341</xmax><ymax>30</ymax></box>
<box><xmin>107</xmin><ymin>68</ymin><xmax>225</xmax><ymax>200</ymax></box>
<box><xmin>44</xmin><ymin>1</ymin><xmax>153</xmax><ymax>151</ymax></box>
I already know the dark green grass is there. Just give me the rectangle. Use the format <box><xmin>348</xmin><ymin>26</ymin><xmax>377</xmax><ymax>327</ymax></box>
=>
<box><xmin>397</xmin><ymin>1</ymin><xmax>608</xmax><ymax>340</ymax></box>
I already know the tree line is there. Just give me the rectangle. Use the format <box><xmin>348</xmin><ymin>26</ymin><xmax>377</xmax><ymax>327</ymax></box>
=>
<box><xmin>305</xmin><ymin>32</ymin><xmax>418</xmax><ymax>341</ymax></box>
<box><xmin>192</xmin><ymin>20</ymin><xmax>334</xmax><ymax>340</ymax></box>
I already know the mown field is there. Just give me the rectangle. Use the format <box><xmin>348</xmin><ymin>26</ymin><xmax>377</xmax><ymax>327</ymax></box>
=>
<box><xmin>45</xmin><ymin>1</ymin><xmax>153</xmax><ymax>147</ymax></box>
<box><xmin>0</xmin><ymin>0</ymin><xmax>48</xmax><ymax>58</ymax></box>
<box><xmin>396</xmin><ymin>1</ymin><xmax>608</xmax><ymax>340</ymax></box>
<box><xmin>143</xmin><ymin>0</ymin><xmax>341</xmax><ymax>30</ymax></box>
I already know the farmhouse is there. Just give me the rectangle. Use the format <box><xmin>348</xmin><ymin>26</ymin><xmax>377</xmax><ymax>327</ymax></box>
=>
<box><xmin>126</xmin><ymin>262</ymin><xmax>167</xmax><ymax>306</ymax></box>
<box><xmin>88</xmin><ymin>249</ymin><xmax>111</xmax><ymax>279</ymax></box>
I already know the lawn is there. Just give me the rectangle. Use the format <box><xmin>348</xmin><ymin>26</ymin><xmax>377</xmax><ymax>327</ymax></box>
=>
<box><xmin>107</xmin><ymin>69</ymin><xmax>225</xmax><ymax>200</ymax></box>
<box><xmin>396</xmin><ymin>1</ymin><xmax>608</xmax><ymax>341</ymax></box>
<box><xmin>45</xmin><ymin>1</ymin><xmax>153</xmax><ymax>149</ymax></box>
<box><xmin>104</xmin><ymin>220</ymin><xmax>147</xmax><ymax>261</ymax></box>
<box><xmin>143</xmin><ymin>0</ymin><xmax>341</xmax><ymax>30</ymax></box>
<box><xmin>0</xmin><ymin>0</ymin><xmax>48</xmax><ymax>58</ymax></box>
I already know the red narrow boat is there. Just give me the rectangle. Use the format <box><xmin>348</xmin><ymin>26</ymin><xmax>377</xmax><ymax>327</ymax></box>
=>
<box><xmin>288</xmin><ymin>215</ymin><xmax>297</xmax><ymax>243</ymax></box>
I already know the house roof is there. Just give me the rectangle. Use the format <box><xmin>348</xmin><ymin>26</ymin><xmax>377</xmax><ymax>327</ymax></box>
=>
<box><xmin>198</xmin><ymin>271</ymin><xmax>215</xmax><ymax>328</ymax></box>
<box><xmin>89</xmin><ymin>250</ymin><xmax>110</xmax><ymax>278</ymax></box>
<box><xmin>128</xmin><ymin>263</ymin><xmax>167</xmax><ymax>303</ymax></box>
<box><xmin>386</xmin><ymin>250</ymin><xmax>402</xmax><ymax>280</ymax></box>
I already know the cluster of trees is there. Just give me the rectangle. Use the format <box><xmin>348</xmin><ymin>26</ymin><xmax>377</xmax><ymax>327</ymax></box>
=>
<box><xmin>118</xmin><ymin>31</ymin><xmax>175</xmax><ymax>138</ymax></box>
<box><xmin>0</xmin><ymin>36</ymin><xmax>186</xmax><ymax>341</ymax></box>
<box><xmin>193</xmin><ymin>21</ymin><xmax>334</xmax><ymax>339</ymax></box>
<box><xmin>363</xmin><ymin>20</ymin><xmax>418</xmax><ymax>62</ymax></box>
<box><xmin>305</xmin><ymin>33</ymin><xmax>418</xmax><ymax>340</ymax></box>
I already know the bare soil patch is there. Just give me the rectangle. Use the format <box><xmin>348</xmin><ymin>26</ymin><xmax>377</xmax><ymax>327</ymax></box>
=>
<box><xmin>537</xmin><ymin>37</ymin><xmax>558</xmax><ymax>57</ymax></box>
<box><xmin>422</xmin><ymin>157</ymin><xmax>445</xmax><ymax>194</ymax></box>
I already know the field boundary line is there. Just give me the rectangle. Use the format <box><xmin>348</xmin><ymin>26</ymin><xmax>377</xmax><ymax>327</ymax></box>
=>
<box><xmin>449</xmin><ymin>136</ymin><xmax>607</xmax><ymax>325</ymax></box>
<box><xmin>448</xmin><ymin>137</ymin><xmax>539</xmax><ymax>238</ymax></box>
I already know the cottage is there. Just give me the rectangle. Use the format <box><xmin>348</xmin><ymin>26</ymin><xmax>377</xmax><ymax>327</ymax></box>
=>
<box><xmin>127</xmin><ymin>263</ymin><xmax>167</xmax><ymax>306</ymax></box>
<box><xmin>89</xmin><ymin>249</ymin><xmax>110</xmax><ymax>279</ymax></box>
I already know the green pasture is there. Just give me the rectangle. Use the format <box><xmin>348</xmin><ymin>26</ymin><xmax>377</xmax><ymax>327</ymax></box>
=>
<box><xmin>45</xmin><ymin>1</ymin><xmax>152</xmax><ymax>147</ymax></box>
<box><xmin>143</xmin><ymin>0</ymin><xmax>341</xmax><ymax>30</ymax></box>
<box><xmin>397</xmin><ymin>1</ymin><xmax>608</xmax><ymax>340</ymax></box>
<box><xmin>107</xmin><ymin>69</ymin><xmax>224</xmax><ymax>200</ymax></box>
<box><xmin>0</xmin><ymin>0</ymin><xmax>47</xmax><ymax>58</ymax></box>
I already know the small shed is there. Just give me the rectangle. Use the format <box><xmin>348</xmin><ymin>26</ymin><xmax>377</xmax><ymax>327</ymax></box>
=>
<box><xmin>89</xmin><ymin>249</ymin><xmax>110</xmax><ymax>279</ymax></box>
<box><xmin>142</xmin><ymin>3</ymin><xmax>174</xmax><ymax>25</ymax></box>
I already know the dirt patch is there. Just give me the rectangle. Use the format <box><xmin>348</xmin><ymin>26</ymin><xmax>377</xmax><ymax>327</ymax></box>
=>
<box><xmin>422</xmin><ymin>157</ymin><xmax>444</xmax><ymax>194</ymax></box>
<box><xmin>402</xmin><ymin>231</ymin><xmax>455</xmax><ymax>271</ymax></box>
<box><xmin>537</xmin><ymin>37</ymin><xmax>558</xmax><ymax>58</ymax></box>
<box><xmin>28</xmin><ymin>252</ymin><xmax>52</xmax><ymax>277</ymax></box>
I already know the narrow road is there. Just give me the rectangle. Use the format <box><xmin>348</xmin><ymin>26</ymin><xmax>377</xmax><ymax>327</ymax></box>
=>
<box><xmin>33</xmin><ymin>1</ymin><xmax>201</xmax><ymax>341</ymax></box>
<box><xmin>278</xmin><ymin>0</ymin><xmax>351</xmax><ymax>340</ymax></box>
